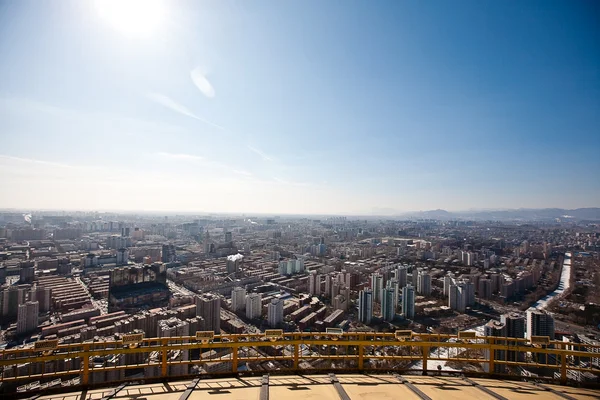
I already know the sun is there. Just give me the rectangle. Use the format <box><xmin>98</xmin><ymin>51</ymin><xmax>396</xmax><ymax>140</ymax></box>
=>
<box><xmin>94</xmin><ymin>0</ymin><xmax>165</xmax><ymax>37</ymax></box>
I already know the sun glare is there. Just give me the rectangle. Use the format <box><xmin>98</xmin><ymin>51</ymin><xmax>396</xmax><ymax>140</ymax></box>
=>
<box><xmin>94</xmin><ymin>0</ymin><xmax>165</xmax><ymax>37</ymax></box>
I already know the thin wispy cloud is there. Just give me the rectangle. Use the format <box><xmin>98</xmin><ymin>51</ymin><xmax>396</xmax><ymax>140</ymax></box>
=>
<box><xmin>233</xmin><ymin>169</ymin><xmax>252</xmax><ymax>176</ymax></box>
<box><xmin>0</xmin><ymin>96</ymin><xmax>186</xmax><ymax>138</ymax></box>
<box><xmin>147</xmin><ymin>92</ymin><xmax>225</xmax><ymax>131</ymax></box>
<box><xmin>0</xmin><ymin>155</ymin><xmax>74</xmax><ymax>169</ymax></box>
<box><xmin>247</xmin><ymin>145</ymin><xmax>273</xmax><ymax>161</ymax></box>
<box><xmin>157</xmin><ymin>152</ymin><xmax>203</xmax><ymax>161</ymax></box>
<box><xmin>190</xmin><ymin>67</ymin><xmax>216</xmax><ymax>98</ymax></box>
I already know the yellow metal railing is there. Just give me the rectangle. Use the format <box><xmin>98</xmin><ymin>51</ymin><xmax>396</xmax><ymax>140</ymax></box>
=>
<box><xmin>1</xmin><ymin>331</ymin><xmax>599</xmax><ymax>393</ymax></box>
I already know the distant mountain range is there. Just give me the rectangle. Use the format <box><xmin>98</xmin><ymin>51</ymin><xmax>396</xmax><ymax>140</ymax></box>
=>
<box><xmin>397</xmin><ymin>208</ymin><xmax>600</xmax><ymax>221</ymax></box>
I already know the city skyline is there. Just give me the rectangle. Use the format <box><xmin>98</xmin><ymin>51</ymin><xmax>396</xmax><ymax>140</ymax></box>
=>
<box><xmin>1</xmin><ymin>1</ymin><xmax>599</xmax><ymax>214</ymax></box>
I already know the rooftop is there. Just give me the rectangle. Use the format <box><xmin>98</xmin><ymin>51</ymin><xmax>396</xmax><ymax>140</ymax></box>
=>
<box><xmin>31</xmin><ymin>374</ymin><xmax>600</xmax><ymax>400</ymax></box>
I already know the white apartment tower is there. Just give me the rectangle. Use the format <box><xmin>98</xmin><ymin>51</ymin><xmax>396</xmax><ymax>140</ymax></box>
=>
<box><xmin>231</xmin><ymin>287</ymin><xmax>246</xmax><ymax>313</ymax></box>
<box><xmin>267</xmin><ymin>298</ymin><xmax>284</xmax><ymax>328</ymax></box>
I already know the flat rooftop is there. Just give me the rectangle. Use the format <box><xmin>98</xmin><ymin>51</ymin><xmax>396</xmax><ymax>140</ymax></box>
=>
<box><xmin>32</xmin><ymin>374</ymin><xmax>600</xmax><ymax>400</ymax></box>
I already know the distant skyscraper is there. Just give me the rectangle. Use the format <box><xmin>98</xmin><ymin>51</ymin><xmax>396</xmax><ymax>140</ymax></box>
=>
<box><xmin>325</xmin><ymin>274</ymin><xmax>333</xmax><ymax>298</ymax></box>
<box><xmin>401</xmin><ymin>285</ymin><xmax>415</xmax><ymax>320</ymax></box>
<box><xmin>17</xmin><ymin>301</ymin><xmax>39</xmax><ymax>335</ymax></box>
<box><xmin>371</xmin><ymin>273</ymin><xmax>384</xmax><ymax>303</ymax></box>
<box><xmin>501</xmin><ymin>312</ymin><xmax>526</xmax><ymax>364</ymax></box>
<box><xmin>387</xmin><ymin>278</ymin><xmax>400</xmax><ymax>311</ymax></box>
<box><xmin>527</xmin><ymin>309</ymin><xmax>555</xmax><ymax>364</ymax></box>
<box><xmin>411</xmin><ymin>268</ymin><xmax>420</xmax><ymax>286</ymax></box>
<box><xmin>381</xmin><ymin>287</ymin><xmax>395</xmax><ymax>322</ymax></box>
<box><xmin>417</xmin><ymin>271</ymin><xmax>432</xmax><ymax>296</ymax></box>
<box><xmin>267</xmin><ymin>298</ymin><xmax>284</xmax><ymax>327</ymax></box>
<box><xmin>526</xmin><ymin>309</ymin><xmax>555</xmax><ymax>340</ymax></box>
<box><xmin>231</xmin><ymin>287</ymin><xmax>246</xmax><ymax>313</ymax></box>
<box><xmin>501</xmin><ymin>312</ymin><xmax>526</xmax><ymax>339</ymax></box>
<box><xmin>245</xmin><ymin>293</ymin><xmax>262</xmax><ymax>319</ymax></box>
<box><xmin>226</xmin><ymin>254</ymin><xmax>243</xmax><ymax>274</ymax></box>
<box><xmin>1</xmin><ymin>285</ymin><xmax>26</xmax><ymax>319</ymax></box>
<box><xmin>396</xmin><ymin>266</ymin><xmax>408</xmax><ymax>289</ymax></box>
<box><xmin>195</xmin><ymin>294</ymin><xmax>221</xmax><ymax>333</ymax></box>
<box><xmin>33</xmin><ymin>285</ymin><xmax>52</xmax><ymax>313</ymax></box>
<box><xmin>464</xmin><ymin>281</ymin><xmax>475</xmax><ymax>306</ymax></box>
<box><xmin>478</xmin><ymin>278</ymin><xmax>492</xmax><ymax>300</ymax></box>
<box><xmin>309</xmin><ymin>271</ymin><xmax>321</xmax><ymax>296</ymax></box>
<box><xmin>295</xmin><ymin>258</ymin><xmax>304</xmax><ymax>273</ymax></box>
<box><xmin>225</xmin><ymin>231</ymin><xmax>232</xmax><ymax>243</ymax></box>
<box><xmin>358</xmin><ymin>289</ymin><xmax>374</xmax><ymax>324</ymax></box>
<box><xmin>443</xmin><ymin>273</ymin><xmax>455</xmax><ymax>296</ymax></box>
<box><xmin>449</xmin><ymin>283</ymin><xmax>467</xmax><ymax>313</ymax></box>
<box><xmin>161</xmin><ymin>244</ymin><xmax>176</xmax><ymax>263</ymax></box>
<box><xmin>484</xmin><ymin>319</ymin><xmax>507</xmax><ymax>373</ymax></box>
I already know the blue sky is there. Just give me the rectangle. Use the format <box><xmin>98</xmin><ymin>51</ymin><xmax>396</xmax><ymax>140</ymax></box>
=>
<box><xmin>0</xmin><ymin>0</ymin><xmax>598</xmax><ymax>214</ymax></box>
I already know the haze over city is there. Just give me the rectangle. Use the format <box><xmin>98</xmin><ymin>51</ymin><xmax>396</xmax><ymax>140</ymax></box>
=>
<box><xmin>1</xmin><ymin>0</ymin><xmax>599</xmax><ymax>214</ymax></box>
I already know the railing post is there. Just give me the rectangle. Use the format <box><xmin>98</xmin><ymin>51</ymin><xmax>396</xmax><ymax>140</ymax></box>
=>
<box><xmin>232</xmin><ymin>339</ymin><xmax>238</xmax><ymax>373</ymax></box>
<box><xmin>422</xmin><ymin>345</ymin><xmax>429</xmax><ymax>376</ymax></box>
<box><xmin>358</xmin><ymin>342</ymin><xmax>364</xmax><ymax>370</ymax></box>
<box><xmin>161</xmin><ymin>338</ymin><xmax>168</xmax><ymax>377</ymax></box>
<box><xmin>561</xmin><ymin>344</ymin><xmax>567</xmax><ymax>385</ymax></box>
<box><xmin>81</xmin><ymin>343</ymin><xmax>90</xmax><ymax>386</ymax></box>
<box><xmin>293</xmin><ymin>344</ymin><xmax>299</xmax><ymax>370</ymax></box>
<box><xmin>488</xmin><ymin>337</ymin><xmax>495</xmax><ymax>373</ymax></box>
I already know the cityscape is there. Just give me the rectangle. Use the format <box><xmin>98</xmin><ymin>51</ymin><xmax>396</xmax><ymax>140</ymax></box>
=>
<box><xmin>1</xmin><ymin>209</ymin><xmax>600</xmax><ymax>394</ymax></box>
<box><xmin>1</xmin><ymin>0</ymin><xmax>599</xmax><ymax>398</ymax></box>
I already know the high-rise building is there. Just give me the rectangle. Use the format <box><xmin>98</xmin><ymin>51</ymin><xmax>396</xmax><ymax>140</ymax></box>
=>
<box><xmin>325</xmin><ymin>275</ymin><xmax>333</xmax><ymax>298</ymax></box>
<box><xmin>358</xmin><ymin>289</ymin><xmax>374</xmax><ymax>324</ymax></box>
<box><xmin>295</xmin><ymin>258</ymin><xmax>304</xmax><ymax>273</ymax></box>
<box><xmin>395</xmin><ymin>266</ymin><xmax>408</xmax><ymax>289</ymax></box>
<box><xmin>32</xmin><ymin>285</ymin><xmax>52</xmax><ymax>313</ymax></box>
<box><xmin>308</xmin><ymin>271</ymin><xmax>321</xmax><ymax>296</ymax></box>
<box><xmin>527</xmin><ymin>309</ymin><xmax>555</xmax><ymax>363</ymax></box>
<box><xmin>484</xmin><ymin>319</ymin><xmax>507</xmax><ymax>373</ymax></box>
<box><xmin>158</xmin><ymin>318</ymin><xmax>190</xmax><ymax>376</ymax></box>
<box><xmin>1</xmin><ymin>285</ymin><xmax>27</xmax><ymax>319</ymax></box>
<box><xmin>484</xmin><ymin>319</ymin><xmax>506</xmax><ymax>337</ymax></box>
<box><xmin>267</xmin><ymin>298</ymin><xmax>284</xmax><ymax>328</ymax></box>
<box><xmin>449</xmin><ymin>283</ymin><xmax>467</xmax><ymax>313</ymax></box>
<box><xmin>526</xmin><ymin>309</ymin><xmax>555</xmax><ymax>340</ymax></box>
<box><xmin>381</xmin><ymin>287</ymin><xmax>395</xmax><ymax>322</ymax></box>
<box><xmin>226</xmin><ymin>254</ymin><xmax>243</xmax><ymax>274</ymax></box>
<box><xmin>501</xmin><ymin>312</ymin><xmax>526</xmax><ymax>363</ymax></box>
<box><xmin>401</xmin><ymin>285</ymin><xmax>415</xmax><ymax>320</ymax></box>
<box><xmin>417</xmin><ymin>271</ymin><xmax>432</xmax><ymax>296</ymax></box>
<box><xmin>195</xmin><ymin>294</ymin><xmax>221</xmax><ymax>333</ymax></box>
<box><xmin>333</xmin><ymin>288</ymin><xmax>350</xmax><ymax>311</ymax></box>
<box><xmin>371</xmin><ymin>273</ymin><xmax>384</xmax><ymax>303</ymax></box>
<box><xmin>245</xmin><ymin>293</ymin><xmax>262</xmax><ymax>319</ymax></box>
<box><xmin>443</xmin><ymin>274</ymin><xmax>455</xmax><ymax>296</ymax></box>
<box><xmin>464</xmin><ymin>281</ymin><xmax>475</xmax><ymax>306</ymax></box>
<box><xmin>161</xmin><ymin>244</ymin><xmax>176</xmax><ymax>263</ymax></box>
<box><xmin>478</xmin><ymin>278</ymin><xmax>492</xmax><ymax>300</ymax></box>
<box><xmin>387</xmin><ymin>278</ymin><xmax>400</xmax><ymax>311</ymax></box>
<box><xmin>501</xmin><ymin>312</ymin><xmax>526</xmax><ymax>339</ymax></box>
<box><xmin>17</xmin><ymin>301</ymin><xmax>39</xmax><ymax>335</ymax></box>
<box><xmin>411</xmin><ymin>268</ymin><xmax>421</xmax><ymax>286</ymax></box>
<box><xmin>225</xmin><ymin>231</ymin><xmax>232</xmax><ymax>243</ymax></box>
<box><xmin>19</xmin><ymin>264</ymin><xmax>35</xmax><ymax>284</ymax></box>
<box><xmin>231</xmin><ymin>287</ymin><xmax>246</xmax><ymax>313</ymax></box>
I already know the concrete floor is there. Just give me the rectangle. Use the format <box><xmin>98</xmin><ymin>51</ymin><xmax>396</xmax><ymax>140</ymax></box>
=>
<box><xmin>35</xmin><ymin>374</ymin><xmax>600</xmax><ymax>400</ymax></box>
